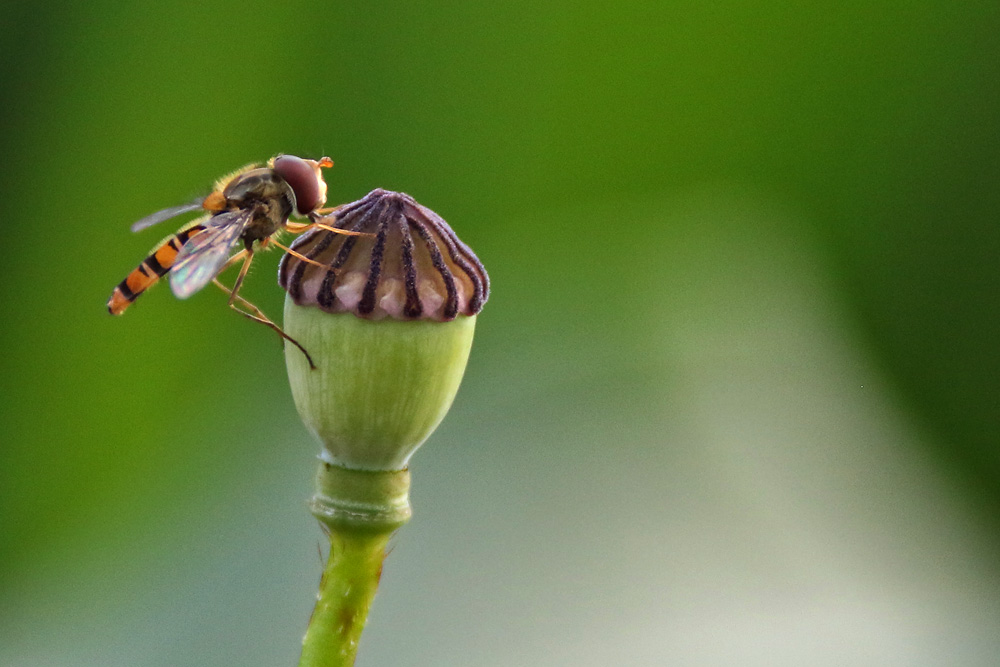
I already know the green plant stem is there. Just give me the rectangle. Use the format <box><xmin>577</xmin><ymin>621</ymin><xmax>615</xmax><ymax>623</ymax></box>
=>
<box><xmin>298</xmin><ymin>530</ymin><xmax>393</xmax><ymax>667</ymax></box>
<box><xmin>298</xmin><ymin>463</ymin><xmax>412</xmax><ymax>667</ymax></box>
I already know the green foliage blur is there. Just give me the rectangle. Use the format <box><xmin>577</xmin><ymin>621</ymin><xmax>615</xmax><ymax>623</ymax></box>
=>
<box><xmin>1</xmin><ymin>1</ymin><xmax>998</xmax><ymax>665</ymax></box>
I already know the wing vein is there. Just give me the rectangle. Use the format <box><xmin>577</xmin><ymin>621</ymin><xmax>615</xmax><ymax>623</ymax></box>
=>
<box><xmin>169</xmin><ymin>210</ymin><xmax>251</xmax><ymax>299</ymax></box>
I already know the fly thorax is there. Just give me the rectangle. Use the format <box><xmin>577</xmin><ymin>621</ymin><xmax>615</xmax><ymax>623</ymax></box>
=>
<box><xmin>224</xmin><ymin>168</ymin><xmax>296</xmax><ymax>242</ymax></box>
<box><xmin>225</xmin><ymin>170</ymin><xmax>295</xmax><ymax>212</ymax></box>
<box><xmin>245</xmin><ymin>199</ymin><xmax>291</xmax><ymax>241</ymax></box>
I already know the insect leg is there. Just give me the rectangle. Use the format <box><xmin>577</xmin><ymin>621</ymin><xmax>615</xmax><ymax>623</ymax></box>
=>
<box><xmin>227</xmin><ymin>248</ymin><xmax>256</xmax><ymax>307</ymax></box>
<box><xmin>213</xmin><ymin>252</ymin><xmax>316</xmax><ymax>369</ymax></box>
<box><xmin>217</xmin><ymin>248</ymin><xmax>249</xmax><ymax>273</ymax></box>
<box><xmin>284</xmin><ymin>221</ymin><xmax>313</xmax><ymax>233</ymax></box>
<box><xmin>270</xmin><ymin>239</ymin><xmax>330</xmax><ymax>270</ymax></box>
<box><xmin>285</xmin><ymin>220</ymin><xmax>370</xmax><ymax>237</ymax></box>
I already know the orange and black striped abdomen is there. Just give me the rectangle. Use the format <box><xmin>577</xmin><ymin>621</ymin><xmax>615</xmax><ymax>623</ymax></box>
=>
<box><xmin>108</xmin><ymin>225</ymin><xmax>207</xmax><ymax>315</ymax></box>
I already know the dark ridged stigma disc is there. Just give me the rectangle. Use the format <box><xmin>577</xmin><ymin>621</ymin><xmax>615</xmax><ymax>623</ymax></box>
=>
<box><xmin>279</xmin><ymin>189</ymin><xmax>489</xmax><ymax>321</ymax></box>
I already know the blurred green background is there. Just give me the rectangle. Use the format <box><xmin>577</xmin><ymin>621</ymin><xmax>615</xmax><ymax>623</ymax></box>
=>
<box><xmin>2</xmin><ymin>1</ymin><xmax>999</xmax><ymax>665</ymax></box>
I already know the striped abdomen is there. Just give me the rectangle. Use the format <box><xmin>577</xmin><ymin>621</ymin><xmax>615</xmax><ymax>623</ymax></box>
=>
<box><xmin>108</xmin><ymin>225</ymin><xmax>206</xmax><ymax>315</ymax></box>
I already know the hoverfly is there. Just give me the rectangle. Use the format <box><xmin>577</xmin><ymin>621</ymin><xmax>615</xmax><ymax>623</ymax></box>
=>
<box><xmin>107</xmin><ymin>155</ymin><xmax>363</xmax><ymax>368</ymax></box>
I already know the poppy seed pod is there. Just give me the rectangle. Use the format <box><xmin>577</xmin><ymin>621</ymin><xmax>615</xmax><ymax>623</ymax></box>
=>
<box><xmin>279</xmin><ymin>189</ymin><xmax>488</xmax><ymax>472</ymax></box>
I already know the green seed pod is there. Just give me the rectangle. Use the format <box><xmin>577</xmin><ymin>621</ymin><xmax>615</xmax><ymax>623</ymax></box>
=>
<box><xmin>279</xmin><ymin>189</ymin><xmax>489</xmax><ymax>472</ymax></box>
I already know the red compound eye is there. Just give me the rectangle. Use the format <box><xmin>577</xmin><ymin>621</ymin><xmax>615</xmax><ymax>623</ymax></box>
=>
<box><xmin>273</xmin><ymin>155</ymin><xmax>322</xmax><ymax>215</ymax></box>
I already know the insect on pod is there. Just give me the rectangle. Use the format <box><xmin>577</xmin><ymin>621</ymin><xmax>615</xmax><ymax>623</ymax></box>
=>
<box><xmin>107</xmin><ymin>155</ymin><xmax>365</xmax><ymax>368</ymax></box>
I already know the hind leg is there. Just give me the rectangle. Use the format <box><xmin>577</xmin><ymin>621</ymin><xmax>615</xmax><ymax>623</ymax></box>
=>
<box><xmin>213</xmin><ymin>250</ymin><xmax>316</xmax><ymax>369</ymax></box>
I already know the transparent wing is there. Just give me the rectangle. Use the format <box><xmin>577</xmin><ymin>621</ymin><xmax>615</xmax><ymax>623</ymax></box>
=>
<box><xmin>169</xmin><ymin>210</ymin><xmax>251</xmax><ymax>299</ymax></box>
<box><xmin>130</xmin><ymin>199</ymin><xmax>206</xmax><ymax>233</ymax></box>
